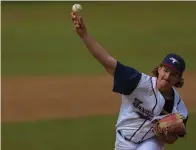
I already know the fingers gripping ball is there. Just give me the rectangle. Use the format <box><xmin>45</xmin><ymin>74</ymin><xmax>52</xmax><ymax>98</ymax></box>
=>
<box><xmin>72</xmin><ymin>4</ymin><xmax>82</xmax><ymax>13</ymax></box>
<box><xmin>152</xmin><ymin>113</ymin><xmax>186</xmax><ymax>137</ymax></box>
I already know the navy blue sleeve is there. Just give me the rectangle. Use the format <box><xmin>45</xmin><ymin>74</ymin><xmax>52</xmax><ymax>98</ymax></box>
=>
<box><xmin>112</xmin><ymin>61</ymin><xmax>142</xmax><ymax>95</ymax></box>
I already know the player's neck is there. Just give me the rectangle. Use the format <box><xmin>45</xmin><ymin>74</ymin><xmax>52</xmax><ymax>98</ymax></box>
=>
<box><xmin>157</xmin><ymin>86</ymin><xmax>172</xmax><ymax>93</ymax></box>
<box><xmin>156</xmin><ymin>82</ymin><xmax>174</xmax><ymax>100</ymax></box>
<box><xmin>160</xmin><ymin>90</ymin><xmax>174</xmax><ymax>100</ymax></box>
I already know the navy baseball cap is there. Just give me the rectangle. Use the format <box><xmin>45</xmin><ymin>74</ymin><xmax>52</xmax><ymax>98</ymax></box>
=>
<box><xmin>161</xmin><ymin>53</ymin><xmax>186</xmax><ymax>73</ymax></box>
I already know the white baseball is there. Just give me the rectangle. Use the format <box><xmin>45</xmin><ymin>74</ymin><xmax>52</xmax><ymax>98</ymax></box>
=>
<box><xmin>72</xmin><ymin>4</ymin><xmax>82</xmax><ymax>13</ymax></box>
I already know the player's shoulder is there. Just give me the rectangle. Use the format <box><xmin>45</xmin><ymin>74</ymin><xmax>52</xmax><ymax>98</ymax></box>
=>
<box><xmin>173</xmin><ymin>87</ymin><xmax>180</xmax><ymax>95</ymax></box>
<box><xmin>172</xmin><ymin>87</ymin><xmax>185</xmax><ymax>104</ymax></box>
<box><xmin>136</xmin><ymin>73</ymin><xmax>156</xmax><ymax>88</ymax></box>
<box><xmin>140</xmin><ymin>73</ymin><xmax>153</xmax><ymax>80</ymax></box>
<box><xmin>173</xmin><ymin>87</ymin><xmax>183</xmax><ymax>99</ymax></box>
<box><xmin>139</xmin><ymin>73</ymin><xmax>155</xmax><ymax>83</ymax></box>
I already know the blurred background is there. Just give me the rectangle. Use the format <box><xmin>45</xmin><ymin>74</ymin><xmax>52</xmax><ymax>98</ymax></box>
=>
<box><xmin>1</xmin><ymin>1</ymin><xmax>196</xmax><ymax>150</ymax></box>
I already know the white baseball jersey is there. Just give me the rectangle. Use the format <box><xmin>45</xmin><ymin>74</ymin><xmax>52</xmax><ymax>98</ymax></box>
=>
<box><xmin>112</xmin><ymin>61</ymin><xmax>188</xmax><ymax>144</ymax></box>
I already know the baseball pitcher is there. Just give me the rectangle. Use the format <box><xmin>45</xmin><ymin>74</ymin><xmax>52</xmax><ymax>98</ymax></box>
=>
<box><xmin>71</xmin><ymin>12</ymin><xmax>188</xmax><ymax>150</ymax></box>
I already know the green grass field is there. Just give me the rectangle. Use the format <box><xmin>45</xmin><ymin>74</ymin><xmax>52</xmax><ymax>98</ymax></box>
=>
<box><xmin>2</xmin><ymin>114</ymin><xmax>196</xmax><ymax>150</ymax></box>
<box><xmin>2</xmin><ymin>1</ymin><xmax>196</xmax><ymax>150</ymax></box>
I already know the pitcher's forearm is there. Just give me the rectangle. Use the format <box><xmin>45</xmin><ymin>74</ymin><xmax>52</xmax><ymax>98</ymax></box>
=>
<box><xmin>82</xmin><ymin>34</ymin><xmax>117</xmax><ymax>70</ymax></box>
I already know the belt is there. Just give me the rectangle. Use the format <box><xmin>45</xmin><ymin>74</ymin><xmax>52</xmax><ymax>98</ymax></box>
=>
<box><xmin>117</xmin><ymin>130</ymin><xmax>142</xmax><ymax>144</ymax></box>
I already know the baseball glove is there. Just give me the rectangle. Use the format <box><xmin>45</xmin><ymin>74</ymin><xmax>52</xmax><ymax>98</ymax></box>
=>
<box><xmin>152</xmin><ymin>113</ymin><xmax>186</xmax><ymax>143</ymax></box>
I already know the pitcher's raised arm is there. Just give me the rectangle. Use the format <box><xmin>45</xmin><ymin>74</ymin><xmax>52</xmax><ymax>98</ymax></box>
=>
<box><xmin>71</xmin><ymin>12</ymin><xmax>117</xmax><ymax>76</ymax></box>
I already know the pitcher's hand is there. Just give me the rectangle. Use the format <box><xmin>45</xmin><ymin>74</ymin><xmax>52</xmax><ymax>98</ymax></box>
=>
<box><xmin>71</xmin><ymin>12</ymin><xmax>87</xmax><ymax>39</ymax></box>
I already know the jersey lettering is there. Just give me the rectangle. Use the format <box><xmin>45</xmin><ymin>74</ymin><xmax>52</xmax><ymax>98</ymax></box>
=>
<box><xmin>133</xmin><ymin>98</ymin><xmax>154</xmax><ymax>120</ymax></box>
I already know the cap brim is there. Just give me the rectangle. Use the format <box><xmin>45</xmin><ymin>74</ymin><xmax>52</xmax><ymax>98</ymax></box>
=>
<box><xmin>161</xmin><ymin>63</ymin><xmax>180</xmax><ymax>72</ymax></box>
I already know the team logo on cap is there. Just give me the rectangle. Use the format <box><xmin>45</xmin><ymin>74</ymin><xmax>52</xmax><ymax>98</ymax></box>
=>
<box><xmin>169</xmin><ymin>57</ymin><xmax>179</xmax><ymax>64</ymax></box>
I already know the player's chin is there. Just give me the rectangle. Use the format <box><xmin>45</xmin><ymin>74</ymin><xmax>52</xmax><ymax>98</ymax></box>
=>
<box><xmin>160</xmin><ymin>80</ymin><xmax>171</xmax><ymax>88</ymax></box>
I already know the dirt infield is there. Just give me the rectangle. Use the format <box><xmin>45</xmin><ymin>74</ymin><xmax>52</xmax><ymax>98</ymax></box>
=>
<box><xmin>2</xmin><ymin>72</ymin><xmax>196</xmax><ymax>122</ymax></box>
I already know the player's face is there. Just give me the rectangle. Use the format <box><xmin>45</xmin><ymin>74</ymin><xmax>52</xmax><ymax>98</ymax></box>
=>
<box><xmin>157</xmin><ymin>65</ymin><xmax>181</xmax><ymax>89</ymax></box>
